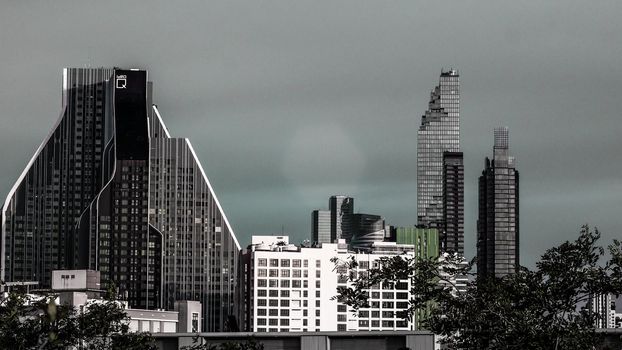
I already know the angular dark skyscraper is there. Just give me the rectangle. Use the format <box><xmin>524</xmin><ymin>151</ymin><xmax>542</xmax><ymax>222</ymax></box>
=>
<box><xmin>1</xmin><ymin>68</ymin><xmax>240</xmax><ymax>331</ymax></box>
<box><xmin>417</xmin><ymin>69</ymin><xmax>463</xmax><ymax>254</ymax></box>
<box><xmin>477</xmin><ymin>127</ymin><xmax>520</xmax><ymax>278</ymax></box>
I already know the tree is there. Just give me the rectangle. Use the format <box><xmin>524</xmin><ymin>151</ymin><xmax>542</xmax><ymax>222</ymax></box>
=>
<box><xmin>334</xmin><ymin>225</ymin><xmax>622</xmax><ymax>349</ymax></box>
<box><xmin>0</xmin><ymin>291</ymin><xmax>156</xmax><ymax>350</ymax></box>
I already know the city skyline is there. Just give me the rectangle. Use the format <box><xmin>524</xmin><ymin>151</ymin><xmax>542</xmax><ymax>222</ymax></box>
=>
<box><xmin>1</xmin><ymin>1</ymin><xmax>621</xmax><ymax>269</ymax></box>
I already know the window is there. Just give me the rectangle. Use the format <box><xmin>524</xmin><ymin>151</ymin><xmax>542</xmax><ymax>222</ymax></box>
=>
<box><xmin>280</xmin><ymin>319</ymin><xmax>289</xmax><ymax>326</ymax></box>
<box><xmin>257</xmin><ymin>309</ymin><xmax>266</xmax><ymax>316</ymax></box>
<box><xmin>315</xmin><ymin>270</ymin><xmax>321</xmax><ymax>278</ymax></box>
<box><xmin>269</xmin><ymin>290</ymin><xmax>278</xmax><ymax>297</ymax></box>
<box><xmin>257</xmin><ymin>299</ymin><xmax>267</xmax><ymax>306</ymax></box>
<box><xmin>257</xmin><ymin>290</ymin><xmax>267</xmax><ymax>297</ymax></box>
<box><xmin>192</xmin><ymin>313</ymin><xmax>199</xmax><ymax>332</ymax></box>
<box><xmin>269</xmin><ymin>270</ymin><xmax>278</xmax><ymax>277</ymax></box>
<box><xmin>270</xmin><ymin>259</ymin><xmax>278</xmax><ymax>267</ymax></box>
<box><xmin>337</xmin><ymin>314</ymin><xmax>346</xmax><ymax>322</ymax></box>
<box><xmin>315</xmin><ymin>291</ymin><xmax>320</xmax><ymax>298</ymax></box>
<box><xmin>258</xmin><ymin>279</ymin><xmax>267</xmax><ymax>287</ymax></box>
<box><xmin>257</xmin><ymin>318</ymin><xmax>266</xmax><ymax>325</ymax></box>
<box><xmin>316</xmin><ymin>260</ymin><xmax>321</xmax><ymax>268</ymax></box>
<box><xmin>258</xmin><ymin>258</ymin><xmax>267</xmax><ymax>266</ymax></box>
<box><xmin>269</xmin><ymin>319</ymin><xmax>278</xmax><ymax>326</ymax></box>
<box><xmin>293</xmin><ymin>270</ymin><xmax>301</xmax><ymax>278</ymax></box>
<box><xmin>281</xmin><ymin>270</ymin><xmax>290</xmax><ymax>277</ymax></box>
<box><xmin>337</xmin><ymin>305</ymin><xmax>346</xmax><ymax>312</ymax></box>
<box><xmin>293</xmin><ymin>259</ymin><xmax>301</xmax><ymax>267</ymax></box>
<box><xmin>337</xmin><ymin>324</ymin><xmax>346</xmax><ymax>331</ymax></box>
<box><xmin>280</xmin><ymin>300</ymin><xmax>289</xmax><ymax>307</ymax></box>
<box><xmin>359</xmin><ymin>320</ymin><xmax>369</xmax><ymax>327</ymax></box>
<box><xmin>258</xmin><ymin>269</ymin><xmax>267</xmax><ymax>277</ymax></box>
<box><xmin>280</xmin><ymin>290</ymin><xmax>290</xmax><ymax>298</ymax></box>
<box><xmin>281</xmin><ymin>259</ymin><xmax>290</xmax><ymax>267</ymax></box>
<box><xmin>280</xmin><ymin>309</ymin><xmax>289</xmax><ymax>316</ymax></box>
<box><xmin>280</xmin><ymin>280</ymin><xmax>290</xmax><ymax>288</ymax></box>
<box><xmin>269</xmin><ymin>309</ymin><xmax>278</xmax><ymax>316</ymax></box>
<box><xmin>269</xmin><ymin>300</ymin><xmax>278</xmax><ymax>307</ymax></box>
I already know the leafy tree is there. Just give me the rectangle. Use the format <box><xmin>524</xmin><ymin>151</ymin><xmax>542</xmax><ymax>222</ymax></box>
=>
<box><xmin>334</xmin><ymin>225</ymin><xmax>622</xmax><ymax>349</ymax></box>
<box><xmin>0</xmin><ymin>291</ymin><xmax>156</xmax><ymax>350</ymax></box>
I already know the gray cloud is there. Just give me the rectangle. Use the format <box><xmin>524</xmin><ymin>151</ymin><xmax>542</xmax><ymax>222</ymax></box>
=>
<box><xmin>1</xmin><ymin>1</ymin><xmax>621</xmax><ymax>267</ymax></box>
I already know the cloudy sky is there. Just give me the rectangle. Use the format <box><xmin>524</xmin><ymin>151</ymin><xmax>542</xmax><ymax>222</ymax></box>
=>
<box><xmin>1</xmin><ymin>1</ymin><xmax>621</xmax><ymax>267</ymax></box>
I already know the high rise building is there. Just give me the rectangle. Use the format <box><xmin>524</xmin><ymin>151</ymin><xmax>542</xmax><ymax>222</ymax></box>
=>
<box><xmin>329</xmin><ymin>195</ymin><xmax>354</xmax><ymax>243</ymax></box>
<box><xmin>416</xmin><ymin>69</ymin><xmax>462</xmax><ymax>255</ymax></box>
<box><xmin>477</xmin><ymin>127</ymin><xmax>519</xmax><ymax>278</ymax></box>
<box><xmin>442</xmin><ymin>152</ymin><xmax>464</xmax><ymax>255</ymax></box>
<box><xmin>1</xmin><ymin>68</ymin><xmax>240</xmax><ymax>331</ymax></box>
<box><xmin>311</xmin><ymin>210</ymin><xmax>331</xmax><ymax>244</ymax></box>
<box><xmin>239</xmin><ymin>236</ymin><xmax>432</xmax><ymax>333</ymax></box>
<box><xmin>588</xmin><ymin>293</ymin><xmax>616</xmax><ymax>329</ymax></box>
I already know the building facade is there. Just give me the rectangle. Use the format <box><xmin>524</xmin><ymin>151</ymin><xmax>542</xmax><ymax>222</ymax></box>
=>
<box><xmin>311</xmin><ymin>210</ymin><xmax>331</xmax><ymax>244</ymax></box>
<box><xmin>442</xmin><ymin>152</ymin><xmax>464</xmax><ymax>255</ymax></box>
<box><xmin>417</xmin><ymin>69</ymin><xmax>460</xmax><ymax>232</ymax></box>
<box><xmin>329</xmin><ymin>195</ymin><xmax>354</xmax><ymax>243</ymax></box>
<box><xmin>1</xmin><ymin>68</ymin><xmax>240</xmax><ymax>331</ymax></box>
<box><xmin>240</xmin><ymin>235</ymin><xmax>443</xmax><ymax>333</ymax></box>
<box><xmin>477</xmin><ymin>127</ymin><xmax>519</xmax><ymax>278</ymax></box>
<box><xmin>349</xmin><ymin>214</ymin><xmax>385</xmax><ymax>250</ymax></box>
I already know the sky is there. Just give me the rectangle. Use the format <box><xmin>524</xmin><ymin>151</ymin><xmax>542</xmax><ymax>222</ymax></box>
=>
<box><xmin>1</xmin><ymin>1</ymin><xmax>621</xmax><ymax>267</ymax></box>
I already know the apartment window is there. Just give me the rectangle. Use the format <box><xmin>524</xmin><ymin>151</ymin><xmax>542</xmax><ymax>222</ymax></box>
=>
<box><xmin>258</xmin><ymin>279</ymin><xmax>267</xmax><ymax>287</ymax></box>
<box><xmin>315</xmin><ymin>300</ymin><xmax>320</xmax><ymax>307</ymax></box>
<box><xmin>257</xmin><ymin>299</ymin><xmax>267</xmax><ymax>306</ymax></box>
<box><xmin>280</xmin><ymin>300</ymin><xmax>289</xmax><ymax>307</ymax></box>
<box><xmin>315</xmin><ymin>280</ymin><xmax>319</xmax><ymax>288</ymax></box>
<box><xmin>292</xmin><ymin>280</ymin><xmax>301</xmax><ymax>288</ymax></box>
<box><xmin>337</xmin><ymin>305</ymin><xmax>346</xmax><ymax>312</ymax></box>
<box><xmin>269</xmin><ymin>319</ymin><xmax>278</xmax><ymax>326</ymax></box>
<box><xmin>281</xmin><ymin>270</ymin><xmax>290</xmax><ymax>277</ymax></box>
<box><xmin>269</xmin><ymin>309</ymin><xmax>278</xmax><ymax>316</ymax></box>
<box><xmin>269</xmin><ymin>300</ymin><xmax>278</xmax><ymax>307</ymax></box>
<box><xmin>281</xmin><ymin>259</ymin><xmax>290</xmax><ymax>267</ymax></box>
<box><xmin>280</xmin><ymin>309</ymin><xmax>289</xmax><ymax>316</ymax></box>
<box><xmin>315</xmin><ymin>270</ymin><xmax>321</xmax><ymax>278</ymax></box>
<box><xmin>280</xmin><ymin>280</ymin><xmax>290</xmax><ymax>288</ymax></box>
<box><xmin>280</xmin><ymin>290</ymin><xmax>290</xmax><ymax>298</ymax></box>
<box><xmin>257</xmin><ymin>309</ymin><xmax>266</xmax><ymax>316</ymax></box>
<box><xmin>293</xmin><ymin>270</ymin><xmax>301</xmax><ymax>278</ymax></box>
<box><xmin>270</xmin><ymin>259</ymin><xmax>278</xmax><ymax>267</ymax></box>
<box><xmin>315</xmin><ymin>291</ymin><xmax>320</xmax><ymax>298</ymax></box>
<box><xmin>258</xmin><ymin>269</ymin><xmax>267</xmax><ymax>277</ymax></box>
<box><xmin>269</xmin><ymin>280</ymin><xmax>278</xmax><ymax>288</ymax></box>
<box><xmin>257</xmin><ymin>319</ymin><xmax>266</xmax><ymax>326</ymax></box>
<box><xmin>280</xmin><ymin>319</ymin><xmax>289</xmax><ymax>326</ymax></box>
<box><xmin>337</xmin><ymin>324</ymin><xmax>346</xmax><ymax>331</ymax></box>
<box><xmin>269</xmin><ymin>270</ymin><xmax>278</xmax><ymax>277</ymax></box>
<box><xmin>293</xmin><ymin>259</ymin><xmax>301</xmax><ymax>267</ymax></box>
<box><xmin>316</xmin><ymin>260</ymin><xmax>321</xmax><ymax>268</ymax></box>
<box><xmin>269</xmin><ymin>290</ymin><xmax>278</xmax><ymax>297</ymax></box>
<box><xmin>337</xmin><ymin>314</ymin><xmax>346</xmax><ymax>322</ymax></box>
<box><xmin>192</xmin><ymin>313</ymin><xmax>199</xmax><ymax>332</ymax></box>
<box><xmin>303</xmin><ymin>259</ymin><xmax>308</xmax><ymax>267</ymax></box>
<box><xmin>257</xmin><ymin>290</ymin><xmax>267</xmax><ymax>297</ymax></box>
<box><xmin>359</xmin><ymin>320</ymin><xmax>369</xmax><ymax>327</ymax></box>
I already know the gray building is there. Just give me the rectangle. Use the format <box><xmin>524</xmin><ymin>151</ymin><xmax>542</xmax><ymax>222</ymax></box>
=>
<box><xmin>329</xmin><ymin>195</ymin><xmax>354</xmax><ymax>243</ymax></box>
<box><xmin>442</xmin><ymin>152</ymin><xmax>464</xmax><ymax>255</ymax></box>
<box><xmin>311</xmin><ymin>210</ymin><xmax>331</xmax><ymax>244</ymax></box>
<box><xmin>417</xmin><ymin>69</ymin><xmax>463</xmax><ymax>255</ymax></box>
<box><xmin>1</xmin><ymin>68</ymin><xmax>240</xmax><ymax>331</ymax></box>
<box><xmin>349</xmin><ymin>213</ymin><xmax>385</xmax><ymax>250</ymax></box>
<box><xmin>477</xmin><ymin>127</ymin><xmax>520</xmax><ymax>278</ymax></box>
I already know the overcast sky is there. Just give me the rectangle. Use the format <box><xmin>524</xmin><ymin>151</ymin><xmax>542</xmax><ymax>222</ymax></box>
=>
<box><xmin>1</xmin><ymin>1</ymin><xmax>621</xmax><ymax>267</ymax></box>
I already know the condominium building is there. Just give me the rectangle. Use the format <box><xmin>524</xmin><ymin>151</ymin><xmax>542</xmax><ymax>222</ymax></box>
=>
<box><xmin>1</xmin><ymin>68</ymin><xmax>240</xmax><ymax>331</ymax></box>
<box><xmin>239</xmin><ymin>235</ymin><xmax>441</xmax><ymax>333</ymax></box>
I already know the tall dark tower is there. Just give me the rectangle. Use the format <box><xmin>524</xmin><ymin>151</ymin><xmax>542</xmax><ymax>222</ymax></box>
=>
<box><xmin>477</xmin><ymin>127</ymin><xmax>519</xmax><ymax>278</ymax></box>
<box><xmin>2</xmin><ymin>68</ymin><xmax>240</xmax><ymax>331</ymax></box>
<box><xmin>417</xmin><ymin>69</ymin><xmax>463</xmax><ymax>255</ymax></box>
<box><xmin>442</xmin><ymin>152</ymin><xmax>464</xmax><ymax>255</ymax></box>
<box><xmin>329</xmin><ymin>195</ymin><xmax>354</xmax><ymax>242</ymax></box>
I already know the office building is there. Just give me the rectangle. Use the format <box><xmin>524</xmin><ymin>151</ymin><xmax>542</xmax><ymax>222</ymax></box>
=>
<box><xmin>1</xmin><ymin>68</ymin><xmax>240</xmax><ymax>331</ymax></box>
<box><xmin>417</xmin><ymin>69</ymin><xmax>460</xmax><ymax>229</ymax></box>
<box><xmin>350</xmin><ymin>214</ymin><xmax>385</xmax><ymax>250</ymax></box>
<box><xmin>442</xmin><ymin>152</ymin><xmax>464</xmax><ymax>255</ymax></box>
<box><xmin>329</xmin><ymin>195</ymin><xmax>354</xmax><ymax>242</ymax></box>
<box><xmin>589</xmin><ymin>293</ymin><xmax>616</xmax><ymax>329</ymax></box>
<box><xmin>477</xmin><ymin>127</ymin><xmax>519</xmax><ymax>278</ymax></box>
<box><xmin>311</xmin><ymin>210</ymin><xmax>331</xmax><ymax>244</ymax></box>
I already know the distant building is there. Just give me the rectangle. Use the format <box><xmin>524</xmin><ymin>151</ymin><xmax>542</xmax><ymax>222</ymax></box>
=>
<box><xmin>589</xmin><ymin>293</ymin><xmax>616</xmax><ymax>329</ymax></box>
<box><xmin>442</xmin><ymin>152</ymin><xmax>464</xmax><ymax>255</ymax></box>
<box><xmin>239</xmin><ymin>236</ymin><xmax>441</xmax><ymax>333</ymax></box>
<box><xmin>477</xmin><ymin>127</ymin><xmax>520</xmax><ymax>278</ymax></box>
<box><xmin>311</xmin><ymin>210</ymin><xmax>331</xmax><ymax>244</ymax></box>
<box><xmin>417</xmin><ymin>69</ymin><xmax>461</xmax><ymax>235</ymax></box>
<box><xmin>329</xmin><ymin>195</ymin><xmax>354</xmax><ymax>242</ymax></box>
<box><xmin>350</xmin><ymin>214</ymin><xmax>385</xmax><ymax>250</ymax></box>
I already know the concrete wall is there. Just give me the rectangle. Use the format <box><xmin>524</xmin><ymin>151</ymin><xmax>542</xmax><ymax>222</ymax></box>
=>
<box><xmin>152</xmin><ymin>331</ymin><xmax>435</xmax><ymax>350</ymax></box>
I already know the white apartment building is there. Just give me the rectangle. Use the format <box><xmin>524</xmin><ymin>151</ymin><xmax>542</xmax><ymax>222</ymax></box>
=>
<box><xmin>240</xmin><ymin>236</ymin><xmax>423</xmax><ymax>333</ymax></box>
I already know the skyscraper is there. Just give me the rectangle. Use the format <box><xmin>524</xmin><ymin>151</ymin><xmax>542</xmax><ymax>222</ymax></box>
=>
<box><xmin>311</xmin><ymin>210</ymin><xmax>331</xmax><ymax>244</ymax></box>
<box><xmin>442</xmin><ymin>152</ymin><xmax>464</xmax><ymax>255</ymax></box>
<box><xmin>329</xmin><ymin>195</ymin><xmax>354</xmax><ymax>243</ymax></box>
<box><xmin>1</xmin><ymin>68</ymin><xmax>240</xmax><ymax>331</ymax></box>
<box><xmin>477</xmin><ymin>127</ymin><xmax>520</xmax><ymax>278</ymax></box>
<box><xmin>417</xmin><ymin>69</ymin><xmax>462</xmax><ymax>255</ymax></box>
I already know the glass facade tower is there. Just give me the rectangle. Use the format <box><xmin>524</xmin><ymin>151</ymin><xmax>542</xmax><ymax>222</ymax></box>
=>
<box><xmin>477</xmin><ymin>127</ymin><xmax>520</xmax><ymax>278</ymax></box>
<box><xmin>417</xmin><ymin>69</ymin><xmax>462</xmax><ymax>254</ymax></box>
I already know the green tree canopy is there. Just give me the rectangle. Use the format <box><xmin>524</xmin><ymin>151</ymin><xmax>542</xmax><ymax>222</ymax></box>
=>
<box><xmin>334</xmin><ymin>225</ymin><xmax>622</xmax><ymax>349</ymax></box>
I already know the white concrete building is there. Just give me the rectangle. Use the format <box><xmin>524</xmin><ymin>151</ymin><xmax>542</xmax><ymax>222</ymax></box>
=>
<box><xmin>240</xmin><ymin>236</ymin><xmax>423</xmax><ymax>333</ymax></box>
